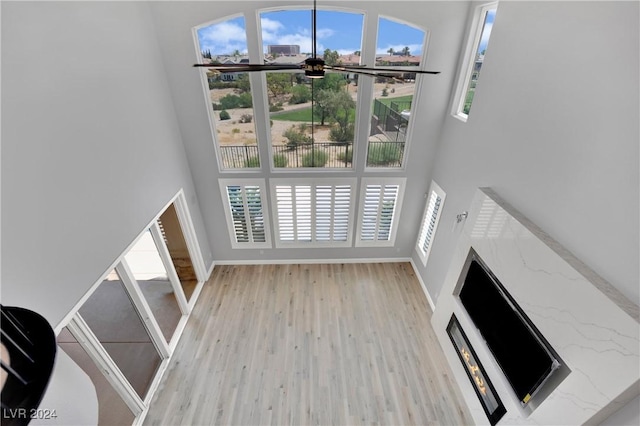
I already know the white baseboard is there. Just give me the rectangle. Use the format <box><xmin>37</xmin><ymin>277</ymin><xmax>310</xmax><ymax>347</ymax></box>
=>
<box><xmin>409</xmin><ymin>258</ymin><xmax>436</xmax><ymax>312</ymax></box>
<box><xmin>213</xmin><ymin>257</ymin><xmax>412</xmax><ymax>266</ymax></box>
<box><xmin>205</xmin><ymin>260</ymin><xmax>216</xmax><ymax>279</ymax></box>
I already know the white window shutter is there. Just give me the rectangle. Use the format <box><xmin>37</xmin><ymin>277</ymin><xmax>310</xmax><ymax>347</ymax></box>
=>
<box><xmin>357</xmin><ymin>178</ymin><xmax>406</xmax><ymax>246</ymax></box>
<box><xmin>219</xmin><ymin>180</ymin><xmax>271</xmax><ymax>248</ymax></box>
<box><xmin>416</xmin><ymin>181</ymin><xmax>446</xmax><ymax>265</ymax></box>
<box><xmin>271</xmin><ymin>179</ymin><xmax>355</xmax><ymax>247</ymax></box>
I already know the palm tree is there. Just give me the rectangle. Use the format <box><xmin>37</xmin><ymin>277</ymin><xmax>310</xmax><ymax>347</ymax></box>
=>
<box><xmin>401</xmin><ymin>46</ymin><xmax>411</xmax><ymax>56</ymax></box>
<box><xmin>387</xmin><ymin>47</ymin><xmax>395</xmax><ymax>56</ymax></box>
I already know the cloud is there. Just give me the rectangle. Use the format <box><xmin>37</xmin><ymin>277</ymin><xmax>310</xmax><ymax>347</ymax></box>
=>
<box><xmin>198</xmin><ymin>21</ymin><xmax>247</xmax><ymax>54</ymax></box>
<box><xmin>261</xmin><ymin>17</ymin><xmax>284</xmax><ymax>33</ymax></box>
<box><xmin>260</xmin><ymin>17</ymin><xmax>284</xmax><ymax>43</ymax></box>
<box><xmin>277</xmin><ymin>33</ymin><xmax>314</xmax><ymax>53</ymax></box>
<box><xmin>261</xmin><ymin>17</ymin><xmax>312</xmax><ymax>50</ymax></box>
<box><xmin>316</xmin><ymin>28</ymin><xmax>335</xmax><ymax>39</ymax></box>
<box><xmin>336</xmin><ymin>48</ymin><xmax>359</xmax><ymax>56</ymax></box>
<box><xmin>376</xmin><ymin>43</ymin><xmax>423</xmax><ymax>56</ymax></box>
<box><xmin>478</xmin><ymin>22</ymin><xmax>493</xmax><ymax>52</ymax></box>
<box><xmin>259</xmin><ymin>15</ymin><xmax>339</xmax><ymax>54</ymax></box>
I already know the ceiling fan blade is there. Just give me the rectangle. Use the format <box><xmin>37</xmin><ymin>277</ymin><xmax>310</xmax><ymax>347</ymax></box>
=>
<box><xmin>325</xmin><ymin>66</ymin><xmax>406</xmax><ymax>81</ymax></box>
<box><xmin>193</xmin><ymin>63</ymin><xmax>303</xmax><ymax>72</ymax></box>
<box><xmin>333</xmin><ymin>64</ymin><xmax>440</xmax><ymax>75</ymax></box>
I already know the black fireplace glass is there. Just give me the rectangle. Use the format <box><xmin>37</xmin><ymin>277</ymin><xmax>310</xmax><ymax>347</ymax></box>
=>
<box><xmin>447</xmin><ymin>314</ymin><xmax>506</xmax><ymax>425</ymax></box>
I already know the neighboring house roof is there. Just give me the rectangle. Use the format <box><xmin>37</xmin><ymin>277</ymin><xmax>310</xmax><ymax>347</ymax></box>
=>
<box><xmin>338</xmin><ymin>54</ymin><xmax>361</xmax><ymax>66</ymax></box>
<box><xmin>375</xmin><ymin>54</ymin><xmax>421</xmax><ymax>65</ymax></box>
<box><xmin>268</xmin><ymin>54</ymin><xmax>308</xmax><ymax>65</ymax></box>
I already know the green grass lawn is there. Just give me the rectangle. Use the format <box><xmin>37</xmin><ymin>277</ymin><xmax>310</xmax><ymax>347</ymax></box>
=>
<box><xmin>272</xmin><ymin>107</ymin><xmax>356</xmax><ymax>122</ymax></box>
<box><xmin>376</xmin><ymin>94</ymin><xmax>413</xmax><ymax>106</ymax></box>
<box><xmin>271</xmin><ymin>94</ymin><xmax>412</xmax><ymax>123</ymax></box>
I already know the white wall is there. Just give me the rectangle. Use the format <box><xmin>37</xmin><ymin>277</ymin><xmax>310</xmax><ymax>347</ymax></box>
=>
<box><xmin>1</xmin><ymin>1</ymin><xmax>212</xmax><ymax>327</ymax></box>
<box><xmin>412</xmin><ymin>1</ymin><xmax>639</xmax><ymax>423</ymax></box>
<box><xmin>413</xmin><ymin>0</ymin><xmax>639</xmax><ymax>305</ymax></box>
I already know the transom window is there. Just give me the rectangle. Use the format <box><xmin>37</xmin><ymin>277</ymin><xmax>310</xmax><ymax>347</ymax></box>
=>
<box><xmin>452</xmin><ymin>2</ymin><xmax>498</xmax><ymax>121</ymax></box>
<box><xmin>195</xmin><ymin>9</ymin><xmax>429</xmax><ymax>170</ymax></box>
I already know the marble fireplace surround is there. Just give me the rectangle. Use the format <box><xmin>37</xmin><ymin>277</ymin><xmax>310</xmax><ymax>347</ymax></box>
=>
<box><xmin>432</xmin><ymin>188</ymin><xmax>639</xmax><ymax>425</ymax></box>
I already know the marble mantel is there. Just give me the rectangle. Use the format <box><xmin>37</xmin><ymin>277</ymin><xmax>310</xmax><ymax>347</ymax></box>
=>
<box><xmin>431</xmin><ymin>188</ymin><xmax>639</xmax><ymax>425</ymax></box>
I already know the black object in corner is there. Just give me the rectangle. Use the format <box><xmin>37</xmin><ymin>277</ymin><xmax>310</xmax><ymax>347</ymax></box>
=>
<box><xmin>1</xmin><ymin>305</ymin><xmax>57</xmax><ymax>426</ymax></box>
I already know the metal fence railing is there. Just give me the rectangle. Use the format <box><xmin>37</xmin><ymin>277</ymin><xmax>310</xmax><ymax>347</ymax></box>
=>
<box><xmin>219</xmin><ymin>141</ymin><xmax>404</xmax><ymax>169</ymax></box>
<box><xmin>218</xmin><ymin>145</ymin><xmax>261</xmax><ymax>169</ymax></box>
<box><xmin>366</xmin><ymin>141</ymin><xmax>404</xmax><ymax>167</ymax></box>
<box><xmin>372</xmin><ymin>99</ymin><xmax>411</xmax><ymax>143</ymax></box>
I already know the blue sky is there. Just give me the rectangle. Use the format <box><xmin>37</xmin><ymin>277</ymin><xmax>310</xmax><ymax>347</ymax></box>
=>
<box><xmin>478</xmin><ymin>9</ymin><xmax>496</xmax><ymax>53</ymax></box>
<box><xmin>197</xmin><ymin>10</ymin><xmax>425</xmax><ymax>57</ymax></box>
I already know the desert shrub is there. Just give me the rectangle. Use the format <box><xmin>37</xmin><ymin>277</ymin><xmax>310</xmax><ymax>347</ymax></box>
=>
<box><xmin>232</xmin><ymin>128</ymin><xmax>240</xmax><ymax>134</ymax></box>
<box><xmin>273</xmin><ymin>154</ymin><xmax>288</xmax><ymax>168</ymax></box>
<box><xmin>367</xmin><ymin>143</ymin><xmax>402</xmax><ymax>165</ymax></box>
<box><xmin>244</xmin><ymin>156</ymin><xmax>260</xmax><ymax>168</ymax></box>
<box><xmin>239</xmin><ymin>114</ymin><xmax>253</xmax><ymax>123</ymax></box>
<box><xmin>269</xmin><ymin>104</ymin><xmax>284</xmax><ymax>112</ymax></box>
<box><xmin>283</xmin><ymin>125</ymin><xmax>311</xmax><ymax>149</ymax></box>
<box><xmin>289</xmin><ymin>85</ymin><xmax>311</xmax><ymax>104</ymax></box>
<box><xmin>208</xmin><ymin>81</ymin><xmax>239</xmax><ymax>90</ymax></box>
<box><xmin>219</xmin><ymin>92</ymin><xmax>253</xmax><ymax>109</ymax></box>
<box><xmin>328</xmin><ymin>123</ymin><xmax>354</xmax><ymax>143</ymax></box>
<box><xmin>302</xmin><ymin>150</ymin><xmax>329</xmax><ymax>167</ymax></box>
<box><xmin>219</xmin><ymin>110</ymin><xmax>231</xmax><ymax>120</ymax></box>
<box><xmin>381</xmin><ymin>88</ymin><xmax>389</xmax><ymax>97</ymax></box>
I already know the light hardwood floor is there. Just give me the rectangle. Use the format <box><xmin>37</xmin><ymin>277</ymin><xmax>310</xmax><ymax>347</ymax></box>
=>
<box><xmin>144</xmin><ymin>263</ymin><xmax>472</xmax><ymax>425</ymax></box>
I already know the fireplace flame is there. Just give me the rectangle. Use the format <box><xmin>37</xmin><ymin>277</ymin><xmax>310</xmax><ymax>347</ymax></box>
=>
<box><xmin>461</xmin><ymin>347</ymin><xmax>487</xmax><ymax>395</ymax></box>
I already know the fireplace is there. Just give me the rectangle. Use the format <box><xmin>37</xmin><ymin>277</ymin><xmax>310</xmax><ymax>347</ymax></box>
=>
<box><xmin>447</xmin><ymin>314</ymin><xmax>506</xmax><ymax>425</ymax></box>
<box><xmin>457</xmin><ymin>252</ymin><xmax>564</xmax><ymax>407</ymax></box>
<box><xmin>431</xmin><ymin>188</ymin><xmax>639</xmax><ymax>425</ymax></box>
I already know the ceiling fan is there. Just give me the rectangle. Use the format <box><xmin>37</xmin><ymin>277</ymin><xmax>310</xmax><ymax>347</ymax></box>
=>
<box><xmin>193</xmin><ymin>0</ymin><xmax>440</xmax><ymax>79</ymax></box>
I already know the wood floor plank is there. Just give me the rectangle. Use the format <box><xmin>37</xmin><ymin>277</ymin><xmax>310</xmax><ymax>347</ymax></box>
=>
<box><xmin>144</xmin><ymin>263</ymin><xmax>471</xmax><ymax>425</ymax></box>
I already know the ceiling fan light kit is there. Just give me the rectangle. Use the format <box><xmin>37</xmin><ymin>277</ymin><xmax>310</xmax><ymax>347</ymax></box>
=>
<box><xmin>304</xmin><ymin>58</ymin><xmax>325</xmax><ymax>78</ymax></box>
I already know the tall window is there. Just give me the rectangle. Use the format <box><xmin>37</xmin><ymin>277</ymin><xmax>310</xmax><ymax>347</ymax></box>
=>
<box><xmin>453</xmin><ymin>2</ymin><xmax>498</xmax><ymax>121</ymax></box>
<box><xmin>356</xmin><ymin>178</ymin><xmax>406</xmax><ymax>246</ymax></box>
<box><xmin>260</xmin><ymin>9</ymin><xmax>363</xmax><ymax>169</ymax></box>
<box><xmin>196</xmin><ymin>16</ymin><xmax>261</xmax><ymax>169</ymax></box>
<box><xmin>270</xmin><ymin>178</ymin><xmax>356</xmax><ymax>247</ymax></box>
<box><xmin>367</xmin><ymin>17</ymin><xmax>426</xmax><ymax>169</ymax></box>
<box><xmin>195</xmin><ymin>9</ymin><xmax>428</xmax><ymax>172</ymax></box>
<box><xmin>219</xmin><ymin>179</ymin><xmax>271</xmax><ymax>248</ymax></box>
<box><xmin>416</xmin><ymin>181</ymin><xmax>445</xmax><ymax>266</ymax></box>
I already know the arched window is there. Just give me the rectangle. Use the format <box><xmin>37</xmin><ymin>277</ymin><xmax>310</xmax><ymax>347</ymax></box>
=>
<box><xmin>367</xmin><ymin>17</ymin><xmax>425</xmax><ymax>168</ymax></box>
<box><xmin>196</xmin><ymin>15</ymin><xmax>261</xmax><ymax>169</ymax></box>
<box><xmin>195</xmin><ymin>9</ymin><xmax>428</xmax><ymax>171</ymax></box>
